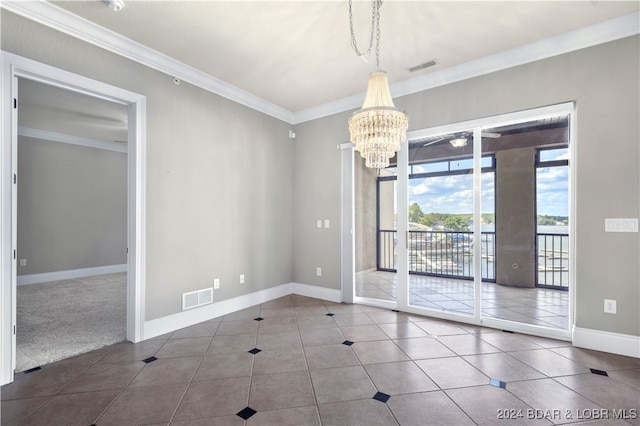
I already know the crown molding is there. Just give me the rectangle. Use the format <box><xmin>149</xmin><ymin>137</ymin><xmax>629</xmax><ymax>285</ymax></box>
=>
<box><xmin>2</xmin><ymin>1</ymin><xmax>637</xmax><ymax>126</ymax></box>
<box><xmin>292</xmin><ymin>11</ymin><xmax>640</xmax><ymax>124</ymax></box>
<box><xmin>19</xmin><ymin>127</ymin><xmax>128</xmax><ymax>153</ymax></box>
<box><xmin>1</xmin><ymin>0</ymin><xmax>295</xmax><ymax>124</ymax></box>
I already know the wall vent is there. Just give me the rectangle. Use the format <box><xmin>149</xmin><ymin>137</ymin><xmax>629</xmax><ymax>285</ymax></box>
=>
<box><xmin>182</xmin><ymin>287</ymin><xmax>213</xmax><ymax>311</ymax></box>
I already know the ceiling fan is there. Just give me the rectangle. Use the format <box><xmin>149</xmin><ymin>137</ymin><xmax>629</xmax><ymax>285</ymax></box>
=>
<box><xmin>422</xmin><ymin>131</ymin><xmax>501</xmax><ymax>148</ymax></box>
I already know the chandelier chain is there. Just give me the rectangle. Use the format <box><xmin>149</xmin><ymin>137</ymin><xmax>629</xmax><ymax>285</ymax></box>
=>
<box><xmin>349</xmin><ymin>0</ymin><xmax>382</xmax><ymax>69</ymax></box>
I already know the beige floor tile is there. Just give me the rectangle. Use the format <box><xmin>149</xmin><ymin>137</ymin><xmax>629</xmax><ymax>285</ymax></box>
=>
<box><xmin>365</xmin><ymin>361</ymin><xmax>438</xmax><ymax>395</ymax></box>
<box><xmin>173</xmin><ymin>377</ymin><xmax>250</xmax><ymax>420</ymax></box>
<box><xmin>304</xmin><ymin>344</ymin><xmax>360</xmax><ymax>369</ymax></box>
<box><xmin>415</xmin><ymin>357</ymin><xmax>489</xmax><ymax>389</ymax></box>
<box><xmin>98</xmin><ymin>382</ymin><xmax>188</xmax><ymax>425</ymax></box>
<box><xmin>318</xmin><ymin>399</ymin><xmax>397</xmax><ymax>425</ymax></box>
<box><xmin>249</xmin><ymin>371</ymin><xmax>316</xmax><ymax>411</ymax></box>
<box><xmin>246</xmin><ymin>405</ymin><xmax>321</xmax><ymax>426</ymax></box>
<box><xmin>351</xmin><ymin>340</ymin><xmax>410</xmax><ymax>364</ymax></box>
<box><xmin>388</xmin><ymin>391</ymin><xmax>475</xmax><ymax>425</ymax></box>
<box><xmin>310</xmin><ymin>366</ymin><xmax>377</xmax><ymax>404</ymax></box>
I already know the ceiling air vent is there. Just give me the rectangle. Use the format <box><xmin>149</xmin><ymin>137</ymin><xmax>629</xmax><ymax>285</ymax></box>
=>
<box><xmin>409</xmin><ymin>59</ymin><xmax>438</xmax><ymax>73</ymax></box>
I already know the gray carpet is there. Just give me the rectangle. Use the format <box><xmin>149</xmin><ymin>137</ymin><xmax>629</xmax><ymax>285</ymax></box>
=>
<box><xmin>16</xmin><ymin>272</ymin><xmax>127</xmax><ymax>372</ymax></box>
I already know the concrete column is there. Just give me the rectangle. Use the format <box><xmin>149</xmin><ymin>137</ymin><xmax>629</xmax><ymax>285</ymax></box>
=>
<box><xmin>495</xmin><ymin>147</ymin><xmax>536</xmax><ymax>287</ymax></box>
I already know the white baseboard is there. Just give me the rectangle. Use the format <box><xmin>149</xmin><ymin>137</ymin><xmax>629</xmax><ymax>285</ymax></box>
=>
<box><xmin>291</xmin><ymin>282</ymin><xmax>341</xmax><ymax>303</ymax></box>
<box><xmin>143</xmin><ymin>282</ymin><xmax>343</xmax><ymax>340</ymax></box>
<box><xmin>573</xmin><ymin>326</ymin><xmax>640</xmax><ymax>358</ymax></box>
<box><xmin>17</xmin><ymin>264</ymin><xmax>127</xmax><ymax>285</ymax></box>
<box><xmin>144</xmin><ymin>283</ymin><xmax>294</xmax><ymax>340</ymax></box>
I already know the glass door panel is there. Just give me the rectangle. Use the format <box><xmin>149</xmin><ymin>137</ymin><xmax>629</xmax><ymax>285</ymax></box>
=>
<box><xmin>480</xmin><ymin>115</ymin><xmax>571</xmax><ymax>331</ymax></box>
<box><xmin>355</xmin><ymin>158</ymin><xmax>397</xmax><ymax>304</ymax></box>
<box><xmin>406</xmin><ymin>131</ymin><xmax>476</xmax><ymax>317</ymax></box>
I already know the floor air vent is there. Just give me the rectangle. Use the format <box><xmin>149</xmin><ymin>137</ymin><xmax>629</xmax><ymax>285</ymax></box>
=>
<box><xmin>182</xmin><ymin>287</ymin><xmax>213</xmax><ymax>311</ymax></box>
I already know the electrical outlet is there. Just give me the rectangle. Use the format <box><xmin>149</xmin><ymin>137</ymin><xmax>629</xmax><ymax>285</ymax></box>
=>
<box><xmin>604</xmin><ymin>299</ymin><xmax>617</xmax><ymax>314</ymax></box>
<box><xmin>240</xmin><ymin>274</ymin><xmax>244</xmax><ymax>284</ymax></box>
<box><xmin>316</xmin><ymin>267</ymin><xmax>322</xmax><ymax>277</ymax></box>
<box><xmin>214</xmin><ymin>278</ymin><xmax>220</xmax><ymax>290</ymax></box>
<box><xmin>19</xmin><ymin>259</ymin><xmax>26</xmax><ymax>267</ymax></box>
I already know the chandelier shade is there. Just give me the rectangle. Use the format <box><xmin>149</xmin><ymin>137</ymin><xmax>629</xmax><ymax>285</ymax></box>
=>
<box><xmin>348</xmin><ymin>71</ymin><xmax>409</xmax><ymax>169</ymax></box>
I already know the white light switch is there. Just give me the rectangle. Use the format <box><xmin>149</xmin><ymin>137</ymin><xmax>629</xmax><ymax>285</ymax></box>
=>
<box><xmin>605</xmin><ymin>218</ymin><xmax>638</xmax><ymax>233</ymax></box>
<box><xmin>317</xmin><ymin>220</ymin><xmax>322</xmax><ymax>228</ymax></box>
<box><xmin>324</xmin><ymin>219</ymin><xmax>330</xmax><ymax>228</ymax></box>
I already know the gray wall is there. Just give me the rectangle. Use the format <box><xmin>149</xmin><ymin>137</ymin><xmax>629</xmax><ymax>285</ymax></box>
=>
<box><xmin>354</xmin><ymin>155</ymin><xmax>377</xmax><ymax>272</ymax></box>
<box><xmin>17</xmin><ymin>137</ymin><xmax>127</xmax><ymax>275</ymax></box>
<box><xmin>293</xmin><ymin>36</ymin><xmax>640</xmax><ymax>337</ymax></box>
<box><xmin>2</xmin><ymin>11</ymin><xmax>294</xmax><ymax>321</ymax></box>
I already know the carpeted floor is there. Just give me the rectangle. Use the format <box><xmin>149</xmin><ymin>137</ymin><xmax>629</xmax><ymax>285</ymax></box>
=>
<box><xmin>16</xmin><ymin>272</ymin><xmax>127</xmax><ymax>372</ymax></box>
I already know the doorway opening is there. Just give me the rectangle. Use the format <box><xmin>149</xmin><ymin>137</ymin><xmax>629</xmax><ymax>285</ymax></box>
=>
<box><xmin>15</xmin><ymin>78</ymin><xmax>129</xmax><ymax>372</ymax></box>
<box><xmin>1</xmin><ymin>52</ymin><xmax>146</xmax><ymax>385</ymax></box>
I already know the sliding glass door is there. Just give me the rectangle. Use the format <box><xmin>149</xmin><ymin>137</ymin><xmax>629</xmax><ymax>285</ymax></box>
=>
<box><xmin>384</xmin><ymin>103</ymin><xmax>574</xmax><ymax>338</ymax></box>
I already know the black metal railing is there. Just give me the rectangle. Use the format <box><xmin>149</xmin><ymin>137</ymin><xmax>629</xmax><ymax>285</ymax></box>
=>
<box><xmin>378</xmin><ymin>230</ymin><xmax>495</xmax><ymax>281</ymax></box>
<box><xmin>378</xmin><ymin>230</ymin><xmax>569</xmax><ymax>288</ymax></box>
<box><xmin>537</xmin><ymin>233</ymin><xmax>569</xmax><ymax>289</ymax></box>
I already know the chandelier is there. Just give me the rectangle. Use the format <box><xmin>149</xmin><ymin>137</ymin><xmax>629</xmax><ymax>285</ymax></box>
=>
<box><xmin>348</xmin><ymin>0</ymin><xmax>408</xmax><ymax>169</ymax></box>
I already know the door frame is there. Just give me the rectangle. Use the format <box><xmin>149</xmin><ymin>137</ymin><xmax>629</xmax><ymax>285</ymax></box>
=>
<box><xmin>342</xmin><ymin>102</ymin><xmax>575</xmax><ymax>341</ymax></box>
<box><xmin>1</xmin><ymin>51</ymin><xmax>147</xmax><ymax>385</ymax></box>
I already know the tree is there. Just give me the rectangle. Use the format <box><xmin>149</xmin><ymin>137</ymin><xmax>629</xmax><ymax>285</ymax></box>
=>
<box><xmin>409</xmin><ymin>203</ymin><xmax>424</xmax><ymax>223</ymax></box>
<box><xmin>444</xmin><ymin>215</ymin><xmax>469</xmax><ymax>231</ymax></box>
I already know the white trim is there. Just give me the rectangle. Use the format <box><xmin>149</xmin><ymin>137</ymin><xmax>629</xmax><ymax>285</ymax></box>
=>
<box><xmin>1</xmin><ymin>1</ymin><xmax>637</xmax><ymax>125</ymax></box>
<box><xmin>18</xmin><ymin>126</ymin><xmax>127</xmax><ymax>153</ymax></box>
<box><xmin>0</xmin><ymin>0</ymin><xmax>293</xmax><ymax>124</ymax></box>
<box><xmin>291</xmin><ymin>282</ymin><xmax>342</xmax><ymax>304</ymax></box>
<box><xmin>144</xmin><ymin>283</ymin><xmax>341</xmax><ymax>340</ymax></box>
<box><xmin>293</xmin><ymin>12</ymin><xmax>640</xmax><ymax>124</ymax></box>
<box><xmin>340</xmin><ymin>145</ymin><xmax>355</xmax><ymax>304</ymax></box>
<box><xmin>144</xmin><ymin>284</ymin><xmax>293</xmax><ymax>339</ymax></box>
<box><xmin>17</xmin><ymin>264</ymin><xmax>127</xmax><ymax>286</ymax></box>
<box><xmin>573</xmin><ymin>327</ymin><xmax>640</xmax><ymax>358</ymax></box>
<box><xmin>0</xmin><ymin>51</ymin><xmax>146</xmax><ymax>385</ymax></box>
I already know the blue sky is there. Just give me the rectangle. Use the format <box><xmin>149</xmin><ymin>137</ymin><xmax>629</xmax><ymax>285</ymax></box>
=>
<box><xmin>408</xmin><ymin>161</ymin><xmax>569</xmax><ymax>217</ymax></box>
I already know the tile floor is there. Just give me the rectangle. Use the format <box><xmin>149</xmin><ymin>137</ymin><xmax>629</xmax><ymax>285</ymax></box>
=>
<box><xmin>2</xmin><ymin>295</ymin><xmax>638</xmax><ymax>425</ymax></box>
<box><xmin>357</xmin><ymin>271</ymin><xmax>569</xmax><ymax>329</ymax></box>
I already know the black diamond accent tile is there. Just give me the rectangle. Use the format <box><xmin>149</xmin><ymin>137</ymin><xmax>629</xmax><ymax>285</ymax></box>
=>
<box><xmin>502</xmin><ymin>330</ymin><xmax>514</xmax><ymax>333</ymax></box>
<box><xmin>590</xmin><ymin>368</ymin><xmax>608</xmax><ymax>376</ymax></box>
<box><xmin>236</xmin><ymin>407</ymin><xmax>257</xmax><ymax>420</ymax></box>
<box><xmin>326</xmin><ymin>313</ymin><xmax>335</xmax><ymax>317</ymax></box>
<box><xmin>254</xmin><ymin>317</ymin><xmax>264</xmax><ymax>321</ymax></box>
<box><xmin>342</xmin><ymin>340</ymin><xmax>354</xmax><ymax>346</ymax></box>
<box><xmin>248</xmin><ymin>348</ymin><xmax>262</xmax><ymax>355</ymax></box>
<box><xmin>373</xmin><ymin>392</ymin><xmax>391</xmax><ymax>403</ymax></box>
<box><xmin>23</xmin><ymin>366</ymin><xmax>41</xmax><ymax>374</ymax></box>
<box><xmin>489</xmin><ymin>378</ymin><xmax>507</xmax><ymax>389</ymax></box>
<box><xmin>392</xmin><ymin>309</ymin><xmax>400</xmax><ymax>313</ymax></box>
<box><xmin>142</xmin><ymin>356</ymin><xmax>158</xmax><ymax>364</ymax></box>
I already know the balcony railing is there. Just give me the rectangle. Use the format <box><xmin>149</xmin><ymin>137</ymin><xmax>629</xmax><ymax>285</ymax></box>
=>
<box><xmin>378</xmin><ymin>230</ymin><xmax>495</xmax><ymax>281</ymax></box>
<box><xmin>537</xmin><ymin>233</ymin><xmax>569</xmax><ymax>289</ymax></box>
<box><xmin>378</xmin><ymin>230</ymin><xmax>569</xmax><ymax>289</ymax></box>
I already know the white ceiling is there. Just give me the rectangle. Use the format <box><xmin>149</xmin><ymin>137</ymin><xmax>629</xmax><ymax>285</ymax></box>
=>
<box><xmin>47</xmin><ymin>0</ymin><xmax>638</xmax><ymax>114</ymax></box>
<box><xmin>9</xmin><ymin>0</ymin><xmax>639</xmax><ymax>141</ymax></box>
